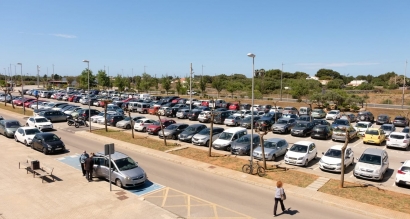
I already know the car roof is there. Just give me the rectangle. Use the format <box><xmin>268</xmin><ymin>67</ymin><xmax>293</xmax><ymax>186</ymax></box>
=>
<box><xmin>394</xmin><ymin>116</ymin><xmax>405</xmax><ymax>119</ymax></box>
<box><xmin>265</xmin><ymin>138</ymin><xmax>286</xmax><ymax>143</ymax></box>
<box><xmin>35</xmin><ymin>132</ymin><xmax>57</xmax><ymax>137</ymax></box>
<box><xmin>95</xmin><ymin>151</ymin><xmax>129</xmax><ymax>160</ymax></box>
<box><xmin>293</xmin><ymin>141</ymin><xmax>314</xmax><ymax>146</ymax></box>
<box><xmin>381</xmin><ymin>124</ymin><xmax>394</xmax><ymax>127</ymax></box>
<box><xmin>315</xmin><ymin>125</ymin><xmax>328</xmax><ymax>128</ymax></box>
<box><xmin>223</xmin><ymin>127</ymin><xmax>247</xmax><ymax>133</ymax></box>
<box><xmin>188</xmin><ymin>123</ymin><xmax>206</xmax><ymax>128</ymax></box>
<box><xmin>279</xmin><ymin>117</ymin><xmax>292</xmax><ymax>121</ymax></box>
<box><xmin>366</xmin><ymin>128</ymin><xmax>380</xmax><ymax>131</ymax></box>
<box><xmin>357</xmin><ymin>121</ymin><xmax>372</xmax><ymax>124</ymax></box>
<box><xmin>362</xmin><ymin>148</ymin><xmax>384</xmax><ymax>156</ymax></box>
<box><xmin>389</xmin><ymin>132</ymin><xmax>407</xmax><ymax>136</ymax></box>
<box><xmin>328</xmin><ymin>145</ymin><xmax>352</xmax><ymax>150</ymax></box>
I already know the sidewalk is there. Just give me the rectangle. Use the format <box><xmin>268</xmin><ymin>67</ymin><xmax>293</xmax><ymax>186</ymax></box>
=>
<box><xmin>0</xmin><ymin>138</ymin><xmax>179</xmax><ymax>219</ymax></box>
<box><xmin>76</xmin><ymin>130</ymin><xmax>410</xmax><ymax>219</ymax></box>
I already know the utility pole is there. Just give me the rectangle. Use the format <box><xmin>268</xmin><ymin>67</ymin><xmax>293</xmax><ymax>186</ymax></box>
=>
<box><xmin>280</xmin><ymin>63</ymin><xmax>284</xmax><ymax>101</ymax></box>
<box><xmin>402</xmin><ymin>60</ymin><xmax>407</xmax><ymax>108</ymax></box>
<box><xmin>37</xmin><ymin>65</ymin><xmax>40</xmax><ymax>88</ymax></box>
<box><xmin>190</xmin><ymin>63</ymin><xmax>193</xmax><ymax>111</ymax></box>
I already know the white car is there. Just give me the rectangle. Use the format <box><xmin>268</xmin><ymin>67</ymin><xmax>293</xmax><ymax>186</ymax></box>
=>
<box><xmin>395</xmin><ymin>160</ymin><xmax>410</xmax><ymax>186</ymax></box>
<box><xmin>91</xmin><ymin>112</ymin><xmax>118</xmax><ymax>123</ymax></box>
<box><xmin>326</xmin><ymin>110</ymin><xmax>341</xmax><ymax>120</ymax></box>
<box><xmin>354</xmin><ymin>121</ymin><xmax>372</xmax><ymax>136</ymax></box>
<box><xmin>319</xmin><ymin>145</ymin><xmax>354</xmax><ymax>172</ymax></box>
<box><xmin>14</xmin><ymin>127</ymin><xmax>42</xmax><ymax>146</ymax></box>
<box><xmin>284</xmin><ymin>141</ymin><xmax>317</xmax><ymax>166</ymax></box>
<box><xmin>134</xmin><ymin>118</ymin><xmax>157</xmax><ymax>132</ymax></box>
<box><xmin>233</xmin><ymin>110</ymin><xmax>251</xmax><ymax>118</ymax></box>
<box><xmin>269</xmin><ymin>106</ymin><xmax>283</xmax><ymax>113</ymax></box>
<box><xmin>386</xmin><ymin>132</ymin><xmax>410</xmax><ymax>149</ymax></box>
<box><xmin>26</xmin><ymin>116</ymin><xmax>53</xmax><ymax>131</ymax></box>
<box><xmin>31</xmin><ymin>102</ymin><xmax>49</xmax><ymax>110</ymax></box>
<box><xmin>252</xmin><ymin>105</ymin><xmax>261</xmax><ymax>111</ymax></box>
<box><xmin>158</xmin><ymin>107</ymin><xmax>170</xmax><ymax>116</ymax></box>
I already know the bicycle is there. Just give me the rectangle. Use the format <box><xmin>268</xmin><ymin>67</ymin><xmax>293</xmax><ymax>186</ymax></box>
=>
<box><xmin>242</xmin><ymin>160</ymin><xmax>266</xmax><ymax>177</ymax></box>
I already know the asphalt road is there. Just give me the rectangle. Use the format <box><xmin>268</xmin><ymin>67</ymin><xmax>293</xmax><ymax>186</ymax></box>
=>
<box><xmin>1</xmin><ymin>105</ymin><xmax>375</xmax><ymax>218</ymax></box>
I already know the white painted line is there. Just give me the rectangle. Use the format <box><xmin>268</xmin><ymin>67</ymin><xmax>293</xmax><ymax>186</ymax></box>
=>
<box><xmin>392</xmin><ymin>182</ymin><xmax>396</xmax><ymax>187</ymax></box>
<box><xmin>70</xmin><ymin>155</ymin><xmax>79</xmax><ymax>158</ymax></box>
<box><xmin>57</xmin><ymin>157</ymin><xmax>65</xmax><ymax>160</ymax></box>
<box><xmin>313</xmin><ymin>166</ymin><xmax>320</xmax><ymax>170</ymax></box>
<box><xmin>349</xmin><ymin>174</ymin><xmax>354</xmax><ymax>178</ymax></box>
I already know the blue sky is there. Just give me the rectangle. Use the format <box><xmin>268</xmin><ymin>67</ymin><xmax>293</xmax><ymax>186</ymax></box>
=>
<box><xmin>1</xmin><ymin>0</ymin><xmax>410</xmax><ymax>78</ymax></box>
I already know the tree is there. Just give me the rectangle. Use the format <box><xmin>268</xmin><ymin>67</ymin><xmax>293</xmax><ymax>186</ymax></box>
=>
<box><xmin>175</xmin><ymin>78</ymin><xmax>183</xmax><ymax>95</ymax></box>
<box><xmin>226</xmin><ymin>81</ymin><xmax>242</xmax><ymax>98</ymax></box>
<box><xmin>78</xmin><ymin>68</ymin><xmax>97</xmax><ymax>89</ymax></box>
<box><xmin>315</xmin><ymin>69</ymin><xmax>342</xmax><ymax>80</ymax></box>
<box><xmin>66</xmin><ymin>76</ymin><xmax>75</xmax><ymax>87</ymax></box>
<box><xmin>212</xmin><ymin>77</ymin><xmax>225</xmax><ymax>98</ymax></box>
<box><xmin>114</xmin><ymin>74</ymin><xmax>126</xmax><ymax>91</ymax></box>
<box><xmin>289</xmin><ymin>79</ymin><xmax>321</xmax><ymax>101</ymax></box>
<box><xmin>310</xmin><ymin>92</ymin><xmax>326</xmax><ymax>107</ymax></box>
<box><xmin>161</xmin><ymin>76</ymin><xmax>171</xmax><ymax>95</ymax></box>
<box><xmin>199</xmin><ymin>76</ymin><xmax>207</xmax><ymax>96</ymax></box>
<box><xmin>326</xmin><ymin>79</ymin><xmax>344</xmax><ymax>89</ymax></box>
<box><xmin>96</xmin><ymin>70</ymin><xmax>110</xmax><ymax>88</ymax></box>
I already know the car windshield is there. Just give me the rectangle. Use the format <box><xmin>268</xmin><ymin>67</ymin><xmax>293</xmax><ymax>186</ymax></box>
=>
<box><xmin>295</xmin><ymin>123</ymin><xmax>307</xmax><ymax>128</ymax></box>
<box><xmin>227</xmin><ymin>116</ymin><xmax>236</xmax><ymax>119</ymax></box>
<box><xmin>219</xmin><ymin>132</ymin><xmax>233</xmax><ymax>140</ymax></box>
<box><xmin>313</xmin><ymin>109</ymin><xmax>322</xmax><ymax>113</ymax></box>
<box><xmin>289</xmin><ymin>144</ymin><xmax>308</xmax><ymax>153</ymax></box>
<box><xmin>359</xmin><ymin>154</ymin><xmax>381</xmax><ymax>165</ymax></box>
<box><xmin>35</xmin><ymin>118</ymin><xmax>49</xmax><ymax>123</ymax></box>
<box><xmin>166</xmin><ymin>124</ymin><xmax>178</xmax><ymax>130</ymax></box>
<box><xmin>123</xmin><ymin>117</ymin><xmax>131</xmax><ymax>121</ymax></box>
<box><xmin>96</xmin><ymin>113</ymin><xmax>104</xmax><ymax>116</ymax></box>
<box><xmin>329</xmin><ymin>111</ymin><xmax>337</xmax><ymax>114</ymax></box>
<box><xmin>264</xmin><ymin>141</ymin><xmax>277</xmax><ymax>149</ymax></box>
<box><xmin>185</xmin><ymin>126</ymin><xmax>197</xmax><ymax>132</ymax></box>
<box><xmin>114</xmin><ymin>157</ymin><xmax>138</xmax><ymax>171</ymax></box>
<box><xmin>381</xmin><ymin>125</ymin><xmax>392</xmax><ymax>131</ymax></box>
<box><xmin>25</xmin><ymin>128</ymin><xmax>41</xmax><ymax>135</ymax></box>
<box><xmin>378</xmin><ymin>116</ymin><xmax>387</xmax><ymax>120</ymax></box>
<box><xmin>152</xmin><ymin>121</ymin><xmax>160</xmax><ymax>125</ymax></box>
<box><xmin>237</xmin><ymin>136</ymin><xmax>250</xmax><ymax>143</ymax></box>
<box><xmin>334</xmin><ymin>120</ymin><xmax>348</xmax><ymax>125</ymax></box>
<box><xmin>356</xmin><ymin>123</ymin><xmax>368</xmax><ymax>128</ymax></box>
<box><xmin>5</xmin><ymin>121</ymin><xmax>21</xmax><ymax>128</ymax></box>
<box><xmin>324</xmin><ymin>149</ymin><xmax>342</xmax><ymax>158</ymax></box>
<box><xmin>277</xmin><ymin>120</ymin><xmax>288</xmax><ymax>124</ymax></box>
<box><xmin>43</xmin><ymin>134</ymin><xmax>60</xmax><ymax>142</ymax></box>
<box><xmin>365</xmin><ymin>129</ymin><xmax>379</xmax><ymax>135</ymax></box>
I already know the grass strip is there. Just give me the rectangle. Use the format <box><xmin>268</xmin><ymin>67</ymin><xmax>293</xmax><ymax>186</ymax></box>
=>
<box><xmin>319</xmin><ymin>179</ymin><xmax>410</xmax><ymax>214</ymax></box>
<box><xmin>0</xmin><ymin>104</ymin><xmax>29</xmax><ymax>116</ymax></box>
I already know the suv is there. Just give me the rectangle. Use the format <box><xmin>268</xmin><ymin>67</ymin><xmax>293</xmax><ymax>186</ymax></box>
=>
<box><xmin>356</xmin><ymin>111</ymin><xmax>374</xmax><ymax>122</ymax></box>
<box><xmin>354</xmin><ymin>148</ymin><xmax>389</xmax><ymax>181</ymax></box>
<box><xmin>392</xmin><ymin>116</ymin><xmax>409</xmax><ymax>127</ymax></box>
<box><xmin>93</xmin><ymin>151</ymin><xmax>147</xmax><ymax>188</ymax></box>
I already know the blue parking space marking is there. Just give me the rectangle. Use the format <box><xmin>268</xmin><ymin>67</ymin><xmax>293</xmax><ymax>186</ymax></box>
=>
<box><xmin>128</xmin><ymin>180</ymin><xmax>165</xmax><ymax>197</ymax></box>
<box><xmin>57</xmin><ymin>155</ymin><xmax>165</xmax><ymax>196</ymax></box>
<box><xmin>57</xmin><ymin>155</ymin><xmax>82</xmax><ymax>170</ymax></box>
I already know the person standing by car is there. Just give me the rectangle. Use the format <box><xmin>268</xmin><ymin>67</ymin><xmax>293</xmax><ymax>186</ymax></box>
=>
<box><xmin>84</xmin><ymin>153</ymin><xmax>94</xmax><ymax>182</ymax></box>
<box><xmin>79</xmin><ymin>151</ymin><xmax>89</xmax><ymax>176</ymax></box>
<box><xmin>274</xmin><ymin>181</ymin><xmax>287</xmax><ymax>216</ymax></box>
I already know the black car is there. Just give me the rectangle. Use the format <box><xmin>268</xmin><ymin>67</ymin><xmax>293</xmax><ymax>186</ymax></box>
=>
<box><xmin>108</xmin><ymin>115</ymin><xmax>125</xmax><ymax>126</ymax></box>
<box><xmin>188</xmin><ymin>110</ymin><xmax>201</xmax><ymax>120</ymax></box>
<box><xmin>313</xmin><ymin>119</ymin><xmax>331</xmax><ymax>127</ymax></box>
<box><xmin>392</xmin><ymin>116</ymin><xmax>409</xmax><ymax>127</ymax></box>
<box><xmin>240</xmin><ymin>116</ymin><xmax>261</xmax><ymax>129</ymax></box>
<box><xmin>213</xmin><ymin>111</ymin><xmax>231</xmax><ymax>124</ymax></box>
<box><xmin>158</xmin><ymin>123</ymin><xmax>189</xmax><ymax>139</ymax></box>
<box><xmin>356</xmin><ymin>111</ymin><xmax>374</xmax><ymax>122</ymax></box>
<box><xmin>376</xmin><ymin>114</ymin><xmax>391</xmax><ymax>125</ymax></box>
<box><xmin>291</xmin><ymin>121</ymin><xmax>315</xmax><ymax>137</ymax></box>
<box><xmin>311</xmin><ymin>125</ymin><xmax>332</xmax><ymax>140</ymax></box>
<box><xmin>31</xmin><ymin>133</ymin><xmax>65</xmax><ymax>154</ymax></box>
<box><xmin>297</xmin><ymin>115</ymin><xmax>313</xmax><ymax>122</ymax></box>
<box><xmin>165</xmin><ymin>108</ymin><xmax>179</xmax><ymax>118</ymax></box>
<box><xmin>255</xmin><ymin>118</ymin><xmax>275</xmax><ymax>131</ymax></box>
<box><xmin>178</xmin><ymin>124</ymin><xmax>207</xmax><ymax>142</ymax></box>
<box><xmin>77</xmin><ymin>109</ymin><xmax>101</xmax><ymax>121</ymax></box>
<box><xmin>262</xmin><ymin>112</ymin><xmax>282</xmax><ymax>122</ymax></box>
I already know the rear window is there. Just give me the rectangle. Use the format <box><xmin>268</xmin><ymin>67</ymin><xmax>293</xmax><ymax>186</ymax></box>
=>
<box><xmin>395</xmin><ymin>117</ymin><xmax>405</xmax><ymax>120</ymax></box>
<box><xmin>401</xmin><ymin>166</ymin><xmax>410</xmax><ymax>172</ymax></box>
<box><xmin>365</xmin><ymin>130</ymin><xmax>379</xmax><ymax>135</ymax></box>
<box><xmin>390</xmin><ymin>134</ymin><xmax>405</xmax><ymax>139</ymax></box>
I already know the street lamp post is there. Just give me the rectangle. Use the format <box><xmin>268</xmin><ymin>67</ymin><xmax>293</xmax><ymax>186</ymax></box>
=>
<box><xmin>247</xmin><ymin>53</ymin><xmax>255</xmax><ymax>169</ymax></box>
<box><xmin>17</xmin><ymin>63</ymin><xmax>25</xmax><ymax>115</ymax></box>
<box><xmin>280</xmin><ymin>63</ymin><xmax>284</xmax><ymax>101</ymax></box>
<box><xmin>83</xmin><ymin>60</ymin><xmax>91</xmax><ymax>132</ymax></box>
<box><xmin>403</xmin><ymin>60</ymin><xmax>407</xmax><ymax>108</ymax></box>
<box><xmin>190</xmin><ymin>63</ymin><xmax>193</xmax><ymax>111</ymax></box>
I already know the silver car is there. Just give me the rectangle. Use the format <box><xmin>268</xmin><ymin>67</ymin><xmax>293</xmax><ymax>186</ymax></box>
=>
<box><xmin>332</xmin><ymin>126</ymin><xmax>358</xmax><ymax>142</ymax></box>
<box><xmin>272</xmin><ymin>118</ymin><xmax>297</xmax><ymax>134</ymax></box>
<box><xmin>224</xmin><ymin>115</ymin><xmax>242</xmax><ymax>126</ymax></box>
<box><xmin>93</xmin><ymin>151</ymin><xmax>147</xmax><ymax>188</ymax></box>
<box><xmin>176</xmin><ymin>109</ymin><xmax>191</xmax><ymax>119</ymax></box>
<box><xmin>353</xmin><ymin>148</ymin><xmax>389</xmax><ymax>181</ymax></box>
<box><xmin>380</xmin><ymin>124</ymin><xmax>396</xmax><ymax>136</ymax></box>
<box><xmin>192</xmin><ymin>127</ymin><xmax>224</xmax><ymax>146</ymax></box>
<box><xmin>253</xmin><ymin>138</ymin><xmax>288</xmax><ymax>161</ymax></box>
<box><xmin>0</xmin><ymin>120</ymin><xmax>23</xmax><ymax>138</ymax></box>
<box><xmin>116</xmin><ymin>116</ymin><xmax>146</xmax><ymax>129</ymax></box>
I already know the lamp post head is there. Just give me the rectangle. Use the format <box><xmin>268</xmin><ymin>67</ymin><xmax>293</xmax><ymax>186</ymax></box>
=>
<box><xmin>247</xmin><ymin>53</ymin><xmax>255</xmax><ymax>58</ymax></box>
<box><xmin>82</xmin><ymin>60</ymin><xmax>89</xmax><ymax>63</ymax></box>
<box><xmin>17</xmin><ymin>63</ymin><xmax>22</xmax><ymax>65</ymax></box>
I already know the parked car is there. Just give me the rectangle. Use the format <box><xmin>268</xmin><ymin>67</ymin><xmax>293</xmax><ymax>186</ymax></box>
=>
<box><xmin>386</xmin><ymin>132</ymin><xmax>410</xmax><ymax>149</ymax></box>
<box><xmin>0</xmin><ymin>120</ymin><xmax>23</xmax><ymax>138</ymax></box>
<box><xmin>224</xmin><ymin>115</ymin><xmax>242</xmax><ymax>127</ymax></box>
<box><xmin>269</xmin><ymin>106</ymin><xmax>283</xmax><ymax>113</ymax></box>
<box><xmin>354</xmin><ymin>121</ymin><xmax>373</xmax><ymax>136</ymax></box>
<box><xmin>380</xmin><ymin>124</ymin><xmax>396</xmax><ymax>136</ymax></box>
<box><xmin>354</xmin><ymin>148</ymin><xmax>389</xmax><ymax>181</ymax></box>
<box><xmin>341</xmin><ymin>113</ymin><xmax>356</xmax><ymax>123</ymax></box>
<box><xmin>198</xmin><ymin>111</ymin><xmax>212</xmax><ymax>123</ymax></box>
<box><xmin>75</xmin><ymin>109</ymin><xmax>101</xmax><ymax>121</ymax></box>
<box><xmin>272</xmin><ymin>118</ymin><xmax>297</xmax><ymax>134</ymax></box>
<box><xmin>291</xmin><ymin>121</ymin><xmax>315</xmax><ymax>137</ymax></box>
<box><xmin>331</xmin><ymin>126</ymin><xmax>357</xmax><ymax>142</ymax></box>
<box><xmin>240</xmin><ymin>116</ymin><xmax>261</xmax><ymax>129</ymax></box>
<box><xmin>107</xmin><ymin>115</ymin><xmax>125</xmax><ymax>127</ymax></box>
<box><xmin>31</xmin><ymin>132</ymin><xmax>65</xmax><ymax>154</ymax></box>
<box><xmin>90</xmin><ymin>112</ymin><xmax>118</xmax><ymax>123</ymax></box>
<box><xmin>176</xmin><ymin>108</ymin><xmax>191</xmax><ymax>119</ymax></box>
<box><xmin>311</xmin><ymin>109</ymin><xmax>326</xmax><ymax>119</ymax></box>
<box><xmin>297</xmin><ymin>115</ymin><xmax>313</xmax><ymax>122</ymax></box>
<box><xmin>14</xmin><ymin>127</ymin><xmax>41</xmax><ymax>146</ymax></box>
<box><xmin>282</xmin><ymin>114</ymin><xmax>298</xmax><ymax>119</ymax></box>
<box><xmin>252</xmin><ymin>138</ymin><xmax>288</xmax><ymax>161</ymax></box>
<box><xmin>326</xmin><ymin>110</ymin><xmax>341</xmax><ymax>120</ymax></box>
<box><xmin>319</xmin><ymin>145</ymin><xmax>354</xmax><ymax>172</ymax></box>
<box><xmin>213</xmin><ymin>111</ymin><xmax>231</xmax><ymax>124</ymax></box>
<box><xmin>116</xmin><ymin>116</ymin><xmax>146</xmax><ymax>129</ymax></box>
<box><xmin>92</xmin><ymin>151</ymin><xmax>146</xmax><ymax>188</ymax></box>
<box><xmin>188</xmin><ymin>110</ymin><xmax>201</xmax><ymax>121</ymax></box>
<box><xmin>395</xmin><ymin>160</ymin><xmax>410</xmax><ymax>186</ymax></box>
<box><xmin>311</xmin><ymin>125</ymin><xmax>333</xmax><ymax>140</ymax></box>
<box><xmin>255</xmin><ymin>118</ymin><xmax>275</xmax><ymax>132</ymax></box>
<box><xmin>356</xmin><ymin>111</ymin><xmax>374</xmax><ymax>122</ymax></box>
<box><xmin>392</xmin><ymin>116</ymin><xmax>409</xmax><ymax>127</ymax></box>
<box><xmin>363</xmin><ymin>128</ymin><xmax>386</xmax><ymax>145</ymax></box>
<box><xmin>26</xmin><ymin>116</ymin><xmax>53</xmax><ymax>131</ymax></box>
<box><xmin>147</xmin><ymin>119</ymin><xmax>176</xmax><ymax>135</ymax></box>
<box><xmin>134</xmin><ymin>119</ymin><xmax>157</xmax><ymax>132</ymax></box>
<box><xmin>312</xmin><ymin>119</ymin><xmax>331</xmax><ymax>127</ymax></box>
<box><xmin>178</xmin><ymin>124</ymin><xmax>207</xmax><ymax>143</ymax></box>
<box><xmin>282</xmin><ymin>107</ymin><xmax>298</xmax><ymax>115</ymax></box>
<box><xmin>229</xmin><ymin>134</ymin><xmax>260</xmax><ymax>156</ymax></box>
<box><xmin>331</xmin><ymin>119</ymin><xmax>350</xmax><ymax>129</ymax></box>
<box><xmin>402</xmin><ymin>127</ymin><xmax>410</xmax><ymax>134</ymax></box>
<box><xmin>192</xmin><ymin>127</ymin><xmax>225</xmax><ymax>146</ymax></box>
<box><xmin>212</xmin><ymin>127</ymin><xmax>247</xmax><ymax>151</ymax></box>
<box><xmin>376</xmin><ymin>114</ymin><xmax>391</xmax><ymax>125</ymax></box>
<box><xmin>284</xmin><ymin>141</ymin><xmax>317</xmax><ymax>166</ymax></box>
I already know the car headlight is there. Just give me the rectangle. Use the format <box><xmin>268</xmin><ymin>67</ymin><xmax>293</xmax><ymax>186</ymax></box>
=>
<box><xmin>47</xmin><ymin>144</ymin><xmax>52</xmax><ymax>149</ymax></box>
<box><xmin>126</xmin><ymin>176</ymin><xmax>131</xmax><ymax>180</ymax></box>
<box><xmin>187</xmin><ymin>135</ymin><xmax>193</xmax><ymax>138</ymax></box>
<box><xmin>285</xmin><ymin>154</ymin><xmax>288</xmax><ymax>158</ymax></box>
<box><xmin>319</xmin><ymin>159</ymin><xmax>323</xmax><ymax>163</ymax></box>
<box><xmin>374</xmin><ymin>169</ymin><xmax>380</xmax><ymax>174</ymax></box>
<box><xmin>336</xmin><ymin>163</ymin><xmax>341</xmax><ymax>166</ymax></box>
<box><xmin>297</xmin><ymin>157</ymin><xmax>303</xmax><ymax>160</ymax></box>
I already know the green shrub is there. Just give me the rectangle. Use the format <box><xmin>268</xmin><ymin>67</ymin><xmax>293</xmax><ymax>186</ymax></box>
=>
<box><xmin>381</xmin><ymin>99</ymin><xmax>393</xmax><ymax>104</ymax></box>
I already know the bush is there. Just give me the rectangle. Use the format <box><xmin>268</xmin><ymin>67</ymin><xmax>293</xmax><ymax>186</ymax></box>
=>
<box><xmin>381</xmin><ymin>99</ymin><xmax>393</xmax><ymax>104</ymax></box>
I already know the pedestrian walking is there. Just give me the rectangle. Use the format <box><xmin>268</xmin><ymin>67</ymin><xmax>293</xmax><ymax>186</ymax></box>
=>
<box><xmin>273</xmin><ymin>181</ymin><xmax>286</xmax><ymax>216</ymax></box>
<box><xmin>79</xmin><ymin>151</ymin><xmax>89</xmax><ymax>176</ymax></box>
<box><xmin>84</xmin><ymin>153</ymin><xmax>95</xmax><ymax>182</ymax></box>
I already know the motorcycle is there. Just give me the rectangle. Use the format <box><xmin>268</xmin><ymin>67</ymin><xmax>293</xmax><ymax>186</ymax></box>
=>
<box><xmin>74</xmin><ymin>117</ymin><xmax>89</xmax><ymax>128</ymax></box>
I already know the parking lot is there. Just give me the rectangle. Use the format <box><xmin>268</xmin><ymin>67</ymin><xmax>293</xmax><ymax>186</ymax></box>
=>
<box><xmin>8</xmin><ymin>93</ymin><xmax>410</xmax><ymax>195</ymax></box>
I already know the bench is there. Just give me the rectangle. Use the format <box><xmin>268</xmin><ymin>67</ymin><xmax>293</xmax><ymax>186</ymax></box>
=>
<box><xmin>34</xmin><ymin>164</ymin><xmax>54</xmax><ymax>183</ymax></box>
<box><xmin>18</xmin><ymin>156</ymin><xmax>37</xmax><ymax>176</ymax></box>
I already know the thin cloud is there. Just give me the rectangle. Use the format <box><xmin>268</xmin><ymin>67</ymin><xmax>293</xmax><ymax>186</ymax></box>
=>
<box><xmin>296</xmin><ymin>62</ymin><xmax>379</xmax><ymax>67</ymax></box>
<box><xmin>50</xmin><ymin>33</ymin><xmax>77</xmax><ymax>39</ymax></box>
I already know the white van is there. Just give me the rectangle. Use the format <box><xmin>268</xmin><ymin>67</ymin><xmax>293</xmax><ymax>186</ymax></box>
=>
<box><xmin>212</xmin><ymin>127</ymin><xmax>247</xmax><ymax>151</ymax></box>
<box><xmin>39</xmin><ymin>91</ymin><xmax>50</xmax><ymax>98</ymax></box>
<box><xmin>139</xmin><ymin>93</ymin><xmax>150</xmax><ymax>100</ymax></box>
<box><xmin>299</xmin><ymin>107</ymin><xmax>311</xmax><ymax>115</ymax></box>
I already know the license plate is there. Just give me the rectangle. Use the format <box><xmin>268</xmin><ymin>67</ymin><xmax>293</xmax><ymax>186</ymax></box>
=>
<box><xmin>55</xmin><ymin>148</ymin><xmax>62</xmax><ymax>150</ymax></box>
<box><xmin>288</xmin><ymin>160</ymin><xmax>295</xmax><ymax>163</ymax></box>
<box><xmin>368</xmin><ymin>140</ymin><xmax>374</xmax><ymax>143</ymax></box>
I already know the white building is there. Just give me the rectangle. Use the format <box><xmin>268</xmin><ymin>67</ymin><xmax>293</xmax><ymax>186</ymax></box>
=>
<box><xmin>347</xmin><ymin>80</ymin><xmax>367</xmax><ymax>87</ymax></box>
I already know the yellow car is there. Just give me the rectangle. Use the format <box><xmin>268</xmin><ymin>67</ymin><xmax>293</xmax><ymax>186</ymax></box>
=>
<box><xmin>363</xmin><ymin>128</ymin><xmax>386</xmax><ymax>145</ymax></box>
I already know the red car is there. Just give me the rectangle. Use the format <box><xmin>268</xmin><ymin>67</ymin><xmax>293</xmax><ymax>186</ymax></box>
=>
<box><xmin>229</xmin><ymin>102</ymin><xmax>240</xmax><ymax>110</ymax></box>
<box><xmin>24</xmin><ymin>99</ymin><xmax>37</xmax><ymax>107</ymax></box>
<box><xmin>15</xmin><ymin>98</ymin><xmax>35</xmax><ymax>106</ymax></box>
<box><xmin>171</xmin><ymin>98</ymin><xmax>181</xmax><ymax>104</ymax></box>
<box><xmin>147</xmin><ymin>119</ymin><xmax>176</xmax><ymax>135</ymax></box>
<box><xmin>68</xmin><ymin>95</ymin><xmax>76</xmax><ymax>102</ymax></box>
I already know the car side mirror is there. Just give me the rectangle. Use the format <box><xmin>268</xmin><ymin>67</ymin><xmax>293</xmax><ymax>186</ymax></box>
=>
<box><xmin>322</xmin><ymin>152</ymin><xmax>324</xmax><ymax>155</ymax></box>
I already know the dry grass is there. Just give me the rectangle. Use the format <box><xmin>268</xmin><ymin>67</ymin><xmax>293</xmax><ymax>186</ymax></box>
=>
<box><xmin>0</xmin><ymin>104</ymin><xmax>29</xmax><ymax>116</ymax></box>
<box><xmin>170</xmin><ymin>147</ymin><xmax>318</xmax><ymax>187</ymax></box>
<box><xmin>92</xmin><ymin>129</ymin><xmax>179</xmax><ymax>151</ymax></box>
<box><xmin>319</xmin><ymin>179</ymin><xmax>410</xmax><ymax>214</ymax></box>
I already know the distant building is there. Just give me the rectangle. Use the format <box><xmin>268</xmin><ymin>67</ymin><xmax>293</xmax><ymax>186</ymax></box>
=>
<box><xmin>319</xmin><ymin>80</ymin><xmax>329</xmax><ymax>85</ymax></box>
<box><xmin>306</xmin><ymin>76</ymin><xmax>319</xmax><ymax>80</ymax></box>
<box><xmin>347</xmin><ymin>80</ymin><xmax>367</xmax><ymax>87</ymax></box>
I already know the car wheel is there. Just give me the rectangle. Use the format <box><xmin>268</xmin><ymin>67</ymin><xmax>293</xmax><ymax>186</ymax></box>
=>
<box><xmin>172</xmin><ymin>134</ymin><xmax>177</xmax><ymax>140</ymax></box>
<box><xmin>226</xmin><ymin>145</ymin><xmax>231</xmax><ymax>151</ymax></box>
<box><xmin>126</xmin><ymin>124</ymin><xmax>131</xmax><ymax>129</ymax></box>
<box><xmin>142</xmin><ymin>127</ymin><xmax>146</xmax><ymax>132</ymax></box>
<box><xmin>115</xmin><ymin>179</ymin><xmax>123</xmax><ymax>188</ymax></box>
<box><xmin>43</xmin><ymin>148</ymin><xmax>48</xmax><ymax>155</ymax></box>
<box><xmin>304</xmin><ymin>159</ymin><xmax>309</xmax><ymax>167</ymax></box>
<box><xmin>24</xmin><ymin>140</ymin><xmax>29</xmax><ymax>146</ymax></box>
<box><xmin>14</xmin><ymin>135</ymin><xmax>18</xmax><ymax>142</ymax></box>
<box><xmin>271</xmin><ymin>155</ymin><xmax>276</xmax><ymax>161</ymax></box>
<box><xmin>205</xmin><ymin>140</ymin><xmax>209</xmax><ymax>147</ymax></box>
